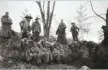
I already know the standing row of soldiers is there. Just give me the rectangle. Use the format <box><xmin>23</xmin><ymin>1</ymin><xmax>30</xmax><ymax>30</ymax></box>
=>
<box><xmin>0</xmin><ymin>12</ymin><xmax>79</xmax><ymax>44</ymax></box>
<box><xmin>56</xmin><ymin>20</ymin><xmax>79</xmax><ymax>45</ymax></box>
<box><xmin>19</xmin><ymin>15</ymin><xmax>41</xmax><ymax>42</ymax></box>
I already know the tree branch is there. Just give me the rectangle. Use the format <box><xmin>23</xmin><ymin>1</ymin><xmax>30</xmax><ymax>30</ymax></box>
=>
<box><xmin>46</xmin><ymin>1</ymin><xmax>50</xmax><ymax>26</ymax></box>
<box><xmin>35</xmin><ymin>1</ymin><xmax>45</xmax><ymax>24</ymax></box>
<box><xmin>48</xmin><ymin>1</ymin><xmax>56</xmax><ymax>30</ymax></box>
<box><xmin>42</xmin><ymin>1</ymin><xmax>45</xmax><ymax>20</ymax></box>
<box><xmin>90</xmin><ymin>1</ymin><xmax>106</xmax><ymax>21</ymax></box>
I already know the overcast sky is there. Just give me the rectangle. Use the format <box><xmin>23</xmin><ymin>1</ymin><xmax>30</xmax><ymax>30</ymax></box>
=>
<box><xmin>0</xmin><ymin>0</ymin><xmax>108</xmax><ymax>43</ymax></box>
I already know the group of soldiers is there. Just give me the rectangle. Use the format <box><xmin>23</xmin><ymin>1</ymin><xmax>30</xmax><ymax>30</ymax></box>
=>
<box><xmin>0</xmin><ymin>12</ymin><xmax>79</xmax><ymax>44</ymax></box>
<box><xmin>0</xmin><ymin>12</ymin><xmax>81</xmax><ymax>64</ymax></box>
<box><xmin>56</xmin><ymin>19</ymin><xmax>79</xmax><ymax>45</ymax></box>
<box><xmin>19</xmin><ymin>15</ymin><xmax>41</xmax><ymax>42</ymax></box>
<box><xmin>20</xmin><ymin>38</ymin><xmax>71</xmax><ymax>64</ymax></box>
<box><xmin>0</xmin><ymin>12</ymin><xmax>41</xmax><ymax>42</ymax></box>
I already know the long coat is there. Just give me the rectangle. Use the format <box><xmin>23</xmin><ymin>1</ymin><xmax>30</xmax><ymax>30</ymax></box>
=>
<box><xmin>0</xmin><ymin>15</ymin><xmax>12</xmax><ymax>38</ymax></box>
<box><xmin>56</xmin><ymin>22</ymin><xmax>67</xmax><ymax>45</ymax></box>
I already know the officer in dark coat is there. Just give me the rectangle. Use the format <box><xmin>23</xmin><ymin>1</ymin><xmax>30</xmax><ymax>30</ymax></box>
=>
<box><xmin>0</xmin><ymin>12</ymin><xmax>13</xmax><ymax>39</ymax></box>
<box><xmin>56</xmin><ymin>19</ymin><xmax>67</xmax><ymax>45</ymax></box>
<box><xmin>31</xmin><ymin>17</ymin><xmax>41</xmax><ymax>42</ymax></box>
<box><xmin>70</xmin><ymin>22</ymin><xmax>79</xmax><ymax>42</ymax></box>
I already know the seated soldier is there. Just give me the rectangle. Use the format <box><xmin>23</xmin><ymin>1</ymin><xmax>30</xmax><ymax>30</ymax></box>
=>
<box><xmin>37</xmin><ymin>40</ymin><xmax>52</xmax><ymax>64</ymax></box>
<box><xmin>56</xmin><ymin>43</ymin><xmax>65</xmax><ymax>62</ymax></box>
<box><xmin>29</xmin><ymin>43</ymin><xmax>41</xmax><ymax>64</ymax></box>
<box><xmin>79</xmin><ymin>41</ymin><xmax>89</xmax><ymax>59</ymax></box>
<box><xmin>7</xmin><ymin>30</ymin><xmax>21</xmax><ymax>58</ymax></box>
<box><xmin>8</xmin><ymin>30</ymin><xmax>20</xmax><ymax>47</ymax></box>
<box><xmin>51</xmin><ymin>42</ymin><xmax>64</xmax><ymax>63</ymax></box>
<box><xmin>20</xmin><ymin>38</ymin><xmax>34</xmax><ymax>61</ymax></box>
<box><xmin>20</xmin><ymin>40</ymin><xmax>41</xmax><ymax>64</ymax></box>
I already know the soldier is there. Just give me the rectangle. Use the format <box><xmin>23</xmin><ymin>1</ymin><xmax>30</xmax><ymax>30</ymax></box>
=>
<box><xmin>0</xmin><ymin>12</ymin><xmax>13</xmax><ymax>39</ymax></box>
<box><xmin>19</xmin><ymin>15</ymin><xmax>32</xmax><ymax>39</ymax></box>
<box><xmin>70</xmin><ymin>22</ymin><xmax>79</xmax><ymax>42</ymax></box>
<box><xmin>56</xmin><ymin>19</ymin><xmax>67</xmax><ymax>45</ymax></box>
<box><xmin>31</xmin><ymin>17</ymin><xmax>41</xmax><ymax>42</ymax></box>
<box><xmin>37</xmin><ymin>39</ymin><xmax>53</xmax><ymax>64</ymax></box>
<box><xmin>52</xmin><ymin>42</ymin><xmax>65</xmax><ymax>63</ymax></box>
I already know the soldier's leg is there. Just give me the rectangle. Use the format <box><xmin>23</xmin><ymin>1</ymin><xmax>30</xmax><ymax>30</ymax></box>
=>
<box><xmin>35</xmin><ymin>54</ymin><xmax>41</xmax><ymax>64</ymax></box>
<box><xmin>75</xmin><ymin>35</ymin><xmax>78</xmax><ymax>41</ymax></box>
<box><xmin>26</xmin><ymin>51</ymin><xmax>31</xmax><ymax>62</ymax></box>
<box><xmin>36</xmin><ymin>32</ymin><xmax>40</xmax><ymax>42</ymax></box>
<box><xmin>43</xmin><ymin>52</ymin><xmax>50</xmax><ymax>63</ymax></box>
<box><xmin>56</xmin><ymin>54</ymin><xmax>61</xmax><ymax>64</ymax></box>
<box><xmin>48</xmin><ymin>52</ymin><xmax>53</xmax><ymax>63</ymax></box>
<box><xmin>72</xmin><ymin>34</ymin><xmax>75</xmax><ymax>42</ymax></box>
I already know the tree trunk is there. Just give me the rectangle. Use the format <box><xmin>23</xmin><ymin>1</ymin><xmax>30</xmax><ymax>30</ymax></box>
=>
<box><xmin>45</xmin><ymin>26</ymin><xmax>49</xmax><ymax>38</ymax></box>
<box><xmin>43</xmin><ymin>24</ymin><xmax>49</xmax><ymax>38</ymax></box>
<box><xmin>36</xmin><ymin>1</ymin><xmax>55</xmax><ymax>38</ymax></box>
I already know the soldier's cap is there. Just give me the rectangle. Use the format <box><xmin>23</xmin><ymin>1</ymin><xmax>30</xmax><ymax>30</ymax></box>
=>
<box><xmin>25</xmin><ymin>15</ymin><xmax>33</xmax><ymax>19</ymax></box>
<box><xmin>35</xmin><ymin>17</ymin><xmax>40</xmax><ymax>20</ymax></box>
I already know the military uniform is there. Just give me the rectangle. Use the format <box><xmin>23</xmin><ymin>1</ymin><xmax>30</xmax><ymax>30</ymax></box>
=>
<box><xmin>37</xmin><ymin>40</ymin><xmax>52</xmax><ymax>63</ymax></box>
<box><xmin>56</xmin><ymin>21</ymin><xmax>67</xmax><ymax>45</ymax></box>
<box><xmin>70</xmin><ymin>23</ymin><xmax>79</xmax><ymax>41</ymax></box>
<box><xmin>19</xmin><ymin>15</ymin><xmax>32</xmax><ymax>39</ymax></box>
<box><xmin>0</xmin><ymin>14</ymin><xmax>12</xmax><ymax>38</ymax></box>
<box><xmin>31</xmin><ymin>17</ymin><xmax>41</xmax><ymax>42</ymax></box>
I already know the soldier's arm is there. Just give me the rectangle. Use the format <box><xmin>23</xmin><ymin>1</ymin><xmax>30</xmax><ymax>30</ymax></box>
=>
<box><xmin>39</xmin><ymin>23</ymin><xmax>41</xmax><ymax>32</ymax></box>
<box><xmin>76</xmin><ymin>26</ymin><xmax>79</xmax><ymax>31</ymax></box>
<box><xmin>19</xmin><ymin>20</ymin><xmax>25</xmax><ymax>29</ymax></box>
<box><xmin>31</xmin><ymin>22</ymin><xmax>34</xmax><ymax>31</ymax></box>
<box><xmin>1</xmin><ymin>16</ymin><xmax>6</xmax><ymax>23</ymax></box>
<box><xmin>9</xmin><ymin>18</ymin><xmax>13</xmax><ymax>24</ymax></box>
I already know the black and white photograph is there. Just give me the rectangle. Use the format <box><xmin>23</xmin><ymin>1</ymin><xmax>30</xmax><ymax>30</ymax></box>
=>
<box><xmin>0</xmin><ymin>0</ymin><xmax>108</xmax><ymax>69</ymax></box>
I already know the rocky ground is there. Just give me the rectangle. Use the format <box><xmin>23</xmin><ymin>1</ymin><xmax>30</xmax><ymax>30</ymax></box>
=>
<box><xmin>0</xmin><ymin>59</ymin><xmax>78</xmax><ymax>69</ymax></box>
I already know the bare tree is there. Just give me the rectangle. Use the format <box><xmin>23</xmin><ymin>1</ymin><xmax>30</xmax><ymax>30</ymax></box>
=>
<box><xmin>90</xmin><ymin>1</ymin><xmax>108</xmax><ymax>45</ymax></box>
<box><xmin>90</xmin><ymin>1</ymin><xmax>106</xmax><ymax>22</ymax></box>
<box><xmin>35</xmin><ymin>1</ymin><xmax>56</xmax><ymax>38</ymax></box>
<box><xmin>75</xmin><ymin>5</ymin><xmax>92</xmax><ymax>40</ymax></box>
<box><xmin>20</xmin><ymin>9</ymin><xmax>31</xmax><ymax>19</ymax></box>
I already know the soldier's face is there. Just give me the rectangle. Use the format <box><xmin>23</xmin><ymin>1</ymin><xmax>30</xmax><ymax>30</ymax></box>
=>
<box><xmin>26</xmin><ymin>18</ymin><xmax>31</xmax><ymax>21</ymax></box>
<box><xmin>35</xmin><ymin>20</ymin><xmax>38</xmax><ymax>22</ymax></box>
<box><xmin>61</xmin><ymin>20</ymin><xmax>63</xmax><ymax>23</ymax></box>
<box><xmin>5</xmin><ymin>12</ymin><xmax>9</xmax><ymax>16</ymax></box>
<box><xmin>72</xmin><ymin>24</ymin><xmax>75</xmax><ymax>26</ymax></box>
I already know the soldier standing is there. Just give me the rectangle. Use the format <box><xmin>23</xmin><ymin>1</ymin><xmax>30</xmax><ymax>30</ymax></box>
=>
<box><xmin>31</xmin><ymin>17</ymin><xmax>41</xmax><ymax>42</ymax></box>
<box><xmin>70</xmin><ymin>22</ymin><xmax>79</xmax><ymax>42</ymax></box>
<box><xmin>56</xmin><ymin>19</ymin><xmax>67</xmax><ymax>45</ymax></box>
<box><xmin>19</xmin><ymin>15</ymin><xmax>32</xmax><ymax>39</ymax></box>
<box><xmin>0</xmin><ymin>12</ymin><xmax>13</xmax><ymax>39</ymax></box>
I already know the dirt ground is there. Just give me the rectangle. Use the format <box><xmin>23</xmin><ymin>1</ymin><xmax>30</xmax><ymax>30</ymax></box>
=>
<box><xmin>0</xmin><ymin>60</ymin><xmax>77</xmax><ymax>69</ymax></box>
